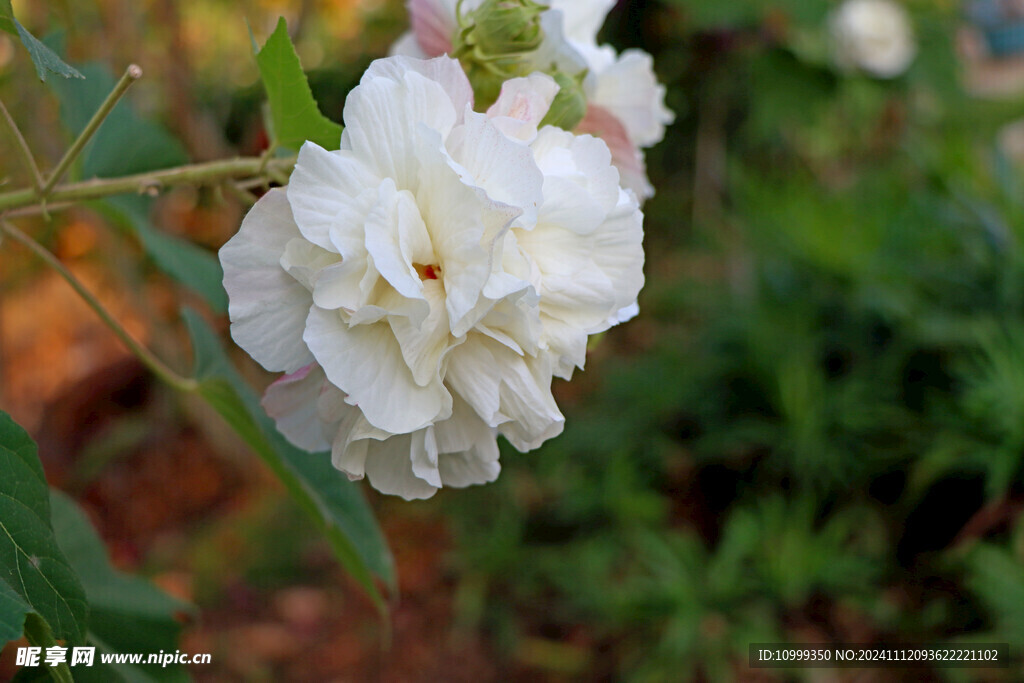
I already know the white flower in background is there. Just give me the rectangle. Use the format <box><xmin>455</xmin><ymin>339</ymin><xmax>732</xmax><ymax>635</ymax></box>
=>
<box><xmin>392</xmin><ymin>0</ymin><xmax>674</xmax><ymax>201</ymax></box>
<box><xmin>830</xmin><ymin>0</ymin><xmax>916</xmax><ymax>79</ymax></box>
<box><xmin>220</xmin><ymin>56</ymin><xmax>644</xmax><ymax>499</ymax></box>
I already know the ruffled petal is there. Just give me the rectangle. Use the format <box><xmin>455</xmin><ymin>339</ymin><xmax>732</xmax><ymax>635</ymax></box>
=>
<box><xmin>288</xmin><ymin>143</ymin><xmax>378</xmax><ymax>252</ymax></box>
<box><xmin>363</xmin><ymin>432</ymin><xmax>440</xmax><ymax>500</ymax></box>
<box><xmin>305</xmin><ymin>305</ymin><xmax>452</xmax><ymax>434</ymax></box>
<box><xmin>435</xmin><ymin>397</ymin><xmax>501</xmax><ymax>487</ymax></box>
<box><xmin>364</xmin><ymin>54</ymin><xmax>474</xmax><ymax>124</ymax></box>
<box><xmin>342</xmin><ymin>68</ymin><xmax>458</xmax><ymax>187</ymax></box>
<box><xmin>220</xmin><ymin>188</ymin><xmax>315</xmax><ymax>373</ymax></box>
<box><xmin>446</xmin><ymin>336</ymin><xmax>564</xmax><ymax>451</ymax></box>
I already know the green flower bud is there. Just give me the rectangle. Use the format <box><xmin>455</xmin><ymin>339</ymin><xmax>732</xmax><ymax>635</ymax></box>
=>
<box><xmin>453</xmin><ymin>0</ymin><xmax>549</xmax><ymax>108</ymax></box>
<box><xmin>456</xmin><ymin>0</ymin><xmax>547</xmax><ymax>58</ymax></box>
<box><xmin>539</xmin><ymin>70</ymin><xmax>587</xmax><ymax>132</ymax></box>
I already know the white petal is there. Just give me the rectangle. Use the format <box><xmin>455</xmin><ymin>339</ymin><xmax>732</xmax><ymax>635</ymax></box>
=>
<box><xmin>530</xmin><ymin>10</ymin><xmax>589</xmax><ymax>76</ymax></box>
<box><xmin>532</xmin><ymin>127</ymin><xmax>620</xmax><ymax>235</ymax></box>
<box><xmin>280</xmin><ymin>238</ymin><xmax>338</xmax><ymax>292</ymax></box>
<box><xmin>220</xmin><ymin>188</ymin><xmax>315</xmax><ymax>373</ymax></box>
<box><xmin>434</xmin><ymin>397</ymin><xmax>501</xmax><ymax>487</ymax></box>
<box><xmin>261</xmin><ymin>363</ymin><xmax>330</xmax><ymax>452</ymax></box>
<box><xmin>547</xmin><ymin>0</ymin><xmax>615</xmax><ymax>46</ymax></box>
<box><xmin>389</xmin><ymin>279</ymin><xmax>456</xmax><ymax>387</ymax></box>
<box><xmin>305</xmin><ymin>305</ymin><xmax>452</xmax><ymax>434</ymax></box>
<box><xmin>539</xmin><ymin>313</ymin><xmax>589</xmax><ymax>379</ymax></box>
<box><xmin>363</xmin><ymin>178</ymin><xmax>432</xmax><ymax>310</ymax></box>
<box><xmin>495</xmin><ymin>352</ymin><xmax>564</xmax><ymax>451</ymax></box>
<box><xmin>364</xmin><ymin>55</ymin><xmax>474</xmax><ymax>123</ymax></box>
<box><xmin>446</xmin><ymin>336</ymin><xmax>564</xmax><ymax>451</ymax></box>
<box><xmin>412</xmin><ymin>128</ymin><xmax>518</xmax><ymax>335</ymax></box>
<box><xmin>589</xmin><ymin>48</ymin><xmax>674</xmax><ymax>149</ymax></box>
<box><xmin>363</xmin><ymin>433</ymin><xmax>439</xmax><ymax>500</ymax></box>
<box><xmin>520</xmin><ymin>190</ymin><xmax>644</xmax><ymax>333</ymax></box>
<box><xmin>410</xmin><ymin>427</ymin><xmax>442</xmax><ymax>488</ymax></box>
<box><xmin>342</xmin><ymin>69</ymin><xmax>458</xmax><ymax>187</ymax></box>
<box><xmin>447</xmin><ymin>110</ymin><xmax>544</xmax><ymax>227</ymax></box>
<box><xmin>288</xmin><ymin>143</ymin><xmax>378</xmax><ymax>252</ymax></box>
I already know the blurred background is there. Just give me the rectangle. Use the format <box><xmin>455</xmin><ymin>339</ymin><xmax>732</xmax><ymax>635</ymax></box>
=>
<box><xmin>3</xmin><ymin>0</ymin><xmax>1024</xmax><ymax>680</ymax></box>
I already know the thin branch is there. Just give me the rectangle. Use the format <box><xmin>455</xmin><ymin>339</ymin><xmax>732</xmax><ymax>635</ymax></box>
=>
<box><xmin>41</xmin><ymin>64</ymin><xmax>144</xmax><ymax>196</ymax></box>
<box><xmin>0</xmin><ymin>155</ymin><xmax>296</xmax><ymax>213</ymax></box>
<box><xmin>0</xmin><ymin>219</ymin><xmax>199</xmax><ymax>393</ymax></box>
<box><xmin>222</xmin><ymin>181</ymin><xmax>259</xmax><ymax>206</ymax></box>
<box><xmin>0</xmin><ymin>99</ymin><xmax>44</xmax><ymax>192</ymax></box>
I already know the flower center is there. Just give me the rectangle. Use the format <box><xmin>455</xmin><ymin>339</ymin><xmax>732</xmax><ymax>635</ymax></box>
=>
<box><xmin>414</xmin><ymin>263</ymin><xmax>441</xmax><ymax>281</ymax></box>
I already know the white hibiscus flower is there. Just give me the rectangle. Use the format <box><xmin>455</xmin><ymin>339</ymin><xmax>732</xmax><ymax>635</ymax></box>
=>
<box><xmin>220</xmin><ymin>56</ymin><xmax>644</xmax><ymax>499</ymax></box>
<box><xmin>392</xmin><ymin>0</ymin><xmax>674</xmax><ymax>201</ymax></box>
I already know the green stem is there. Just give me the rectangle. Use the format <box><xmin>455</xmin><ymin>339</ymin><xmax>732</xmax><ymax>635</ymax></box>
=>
<box><xmin>40</xmin><ymin>64</ymin><xmax>143</xmax><ymax>197</ymax></box>
<box><xmin>0</xmin><ymin>220</ymin><xmax>199</xmax><ymax>393</ymax></box>
<box><xmin>0</xmin><ymin>98</ymin><xmax>44</xmax><ymax>192</ymax></box>
<box><xmin>0</xmin><ymin>155</ymin><xmax>295</xmax><ymax>212</ymax></box>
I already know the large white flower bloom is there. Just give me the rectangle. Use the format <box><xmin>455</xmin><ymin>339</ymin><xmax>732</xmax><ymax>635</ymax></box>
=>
<box><xmin>392</xmin><ymin>0</ymin><xmax>674</xmax><ymax>201</ymax></box>
<box><xmin>830</xmin><ymin>0</ymin><xmax>916</xmax><ymax>79</ymax></box>
<box><xmin>220</xmin><ymin>56</ymin><xmax>644</xmax><ymax>500</ymax></box>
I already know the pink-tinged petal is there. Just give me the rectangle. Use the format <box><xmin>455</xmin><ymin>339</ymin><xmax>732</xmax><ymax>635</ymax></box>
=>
<box><xmin>486</xmin><ymin>73</ymin><xmax>560</xmax><ymax>142</ymax></box>
<box><xmin>589</xmin><ymin>48</ymin><xmax>675</xmax><ymax>149</ymax></box>
<box><xmin>220</xmin><ymin>188</ymin><xmax>315</xmax><ymax>373</ymax></box>
<box><xmin>577</xmin><ymin>104</ymin><xmax>654</xmax><ymax>201</ymax></box>
<box><xmin>304</xmin><ymin>305</ymin><xmax>452</xmax><ymax>434</ymax></box>
<box><xmin>408</xmin><ymin>0</ymin><xmax>459</xmax><ymax>57</ymax></box>
<box><xmin>262</xmin><ymin>364</ymin><xmax>330</xmax><ymax>452</ymax></box>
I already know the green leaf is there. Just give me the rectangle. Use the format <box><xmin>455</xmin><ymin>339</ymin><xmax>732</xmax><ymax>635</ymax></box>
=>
<box><xmin>22</xmin><ymin>612</ymin><xmax>73</xmax><ymax>683</ymax></box>
<box><xmin>255</xmin><ymin>17</ymin><xmax>342</xmax><ymax>151</ymax></box>
<box><xmin>49</xmin><ymin>490</ymin><xmax>190</xmax><ymax>683</ymax></box>
<box><xmin>100</xmin><ymin>195</ymin><xmax>228</xmax><ymax>313</ymax></box>
<box><xmin>0</xmin><ymin>0</ymin><xmax>15</xmax><ymax>35</ymax></box>
<box><xmin>6</xmin><ymin>15</ymin><xmax>83</xmax><ymax>81</ymax></box>
<box><xmin>182</xmin><ymin>310</ymin><xmax>395</xmax><ymax>609</ymax></box>
<box><xmin>0</xmin><ymin>412</ymin><xmax>88</xmax><ymax>647</ymax></box>
<box><xmin>0</xmin><ymin>581</ymin><xmax>32</xmax><ymax>644</ymax></box>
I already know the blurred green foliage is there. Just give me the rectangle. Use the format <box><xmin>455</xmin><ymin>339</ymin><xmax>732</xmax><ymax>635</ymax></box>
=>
<box><xmin>437</xmin><ymin>0</ymin><xmax>1024</xmax><ymax>679</ymax></box>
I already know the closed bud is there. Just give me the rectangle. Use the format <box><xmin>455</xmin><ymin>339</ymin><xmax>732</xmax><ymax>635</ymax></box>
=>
<box><xmin>457</xmin><ymin>0</ymin><xmax>547</xmax><ymax>58</ymax></box>
<box><xmin>453</xmin><ymin>0</ymin><xmax>549</xmax><ymax>108</ymax></box>
<box><xmin>539</xmin><ymin>70</ymin><xmax>587</xmax><ymax>132</ymax></box>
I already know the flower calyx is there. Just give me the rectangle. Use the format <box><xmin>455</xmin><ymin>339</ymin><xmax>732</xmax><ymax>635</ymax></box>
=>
<box><xmin>539</xmin><ymin>69</ymin><xmax>587</xmax><ymax>132</ymax></box>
